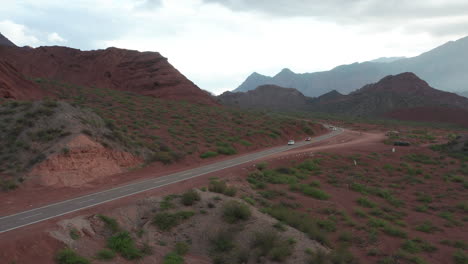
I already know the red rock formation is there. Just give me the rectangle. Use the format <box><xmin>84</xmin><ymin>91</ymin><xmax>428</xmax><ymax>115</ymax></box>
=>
<box><xmin>29</xmin><ymin>134</ymin><xmax>142</xmax><ymax>187</ymax></box>
<box><xmin>0</xmin><ymin>61</ymin><xmax>46</xmax><ymax>99</ymax></box>
<box><xmin>0</xmin><ymin>45</ymin><xmax>217</xmax><ymax>105</ymax></box>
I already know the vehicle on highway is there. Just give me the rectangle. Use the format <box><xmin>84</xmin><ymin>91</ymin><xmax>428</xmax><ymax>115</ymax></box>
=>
<box><xmin>288</xmin><ymin>140</ymin><xmax>295</xmax><ymax>145</ymax></box>
<box><xmin>305</xmin><ymin>137</ymin><xmax>312</xmax><ymax>141</ymax></box>
<box><xmin>332</xmin><ymin>127</ymin><xmax>337</xmax><ymax>131</ymax></box>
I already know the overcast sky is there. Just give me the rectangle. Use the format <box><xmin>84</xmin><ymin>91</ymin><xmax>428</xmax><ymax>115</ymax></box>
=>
<box><xmin>1</xmin><ymin>0</ymin><xmax>467</xmax><ymax>94</ymax></box>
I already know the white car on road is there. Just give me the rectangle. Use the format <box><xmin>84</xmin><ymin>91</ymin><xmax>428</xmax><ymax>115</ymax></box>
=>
<box><xmin>288</xmin><ymin>140</ymin><xmax>295</xmax><ymax>145</ymax></box>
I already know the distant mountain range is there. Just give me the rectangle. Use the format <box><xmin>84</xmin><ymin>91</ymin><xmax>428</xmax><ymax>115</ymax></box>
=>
<box><xmin>235</xmin><ymin>36</ymin><xmax>468</xmax><ymax>97</ymax></box>
<box><xmin>221</xmin><ymin>72</ymin><xmax>468</xmax><ymax>127</ymax></box>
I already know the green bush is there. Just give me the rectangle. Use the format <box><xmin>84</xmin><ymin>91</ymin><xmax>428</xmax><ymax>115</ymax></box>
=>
<box><xmin>383</xmin><ymin>225</ymin><xmax>407</xmax><ymax>238</ymax></box>
<box><xmin>55</xmin><ymin>248</ymin><xmax>90</xmax><ymax>264</ymax></box>
<box><xmin>181</xmin><ymin>189</ymin><xmax>200</xmax><ymax>206</ymax></box>
<box><xmin>217</xmin><ymin>142</ymin><xmax>237</xmax><ymax>155</ymax></box>
<box><xmin>107</xmin><ymin>231</ymin><xmax>143</xmax><ymax>260</ymax></box>
<box><xmin>152</xmin><ymin>211</ymin><xmax>195</xmax><ymax>230</ymax></box>
<box><xmin>200</xmin><ymin>151</ymin><xmax>218</xmax><ymax>159</ymax></box>
<box><xmin>251</xmin><ymin>231</ymin><xmax>293</xmax><ymax>261</ymax></box>
<box><xmin>97</xmin><ymin>215</ymin><xmax>120</xmax><ymax>233</ymax></box>
<box><xmin>415</xmin><ymin>221</ymin><xmax>440</xmax><ymax>233</ymax></box>
<box><xmin>175</xmin><ymin>242</ymin><xmax>189</xmax><ymax>255</ymax></box>
<box><xmin>295</xmin><ymin>184</ymin><xmax>330</xmax><ymax>200</ymax></box>
<box><xmin>95</xmin><ymin>249</ymin><xmax>116</xmax><ymax>260</ymax></box>
<box><xmin>222</xmin><ymin>200</ymin><xmax>251</xmax><ymax>223</ymax></box>
<box><xmin>357</xmin><ymin>197</ymin><xmax>377</xmax><ymax>208</ymax></box>
<box><xmin>211</xmin><ymin>230</ymin><xmax>235</xmax><ymax>253</ymax></box>
<box><xmin>163</xmin><ymin>252</ymin><xmax>184</xmax><ymax>264</ymax></box>
<box><xmin>453</xmin><ymin>250</ymin><xmax>468</xmax><ymax>264</ymax></box>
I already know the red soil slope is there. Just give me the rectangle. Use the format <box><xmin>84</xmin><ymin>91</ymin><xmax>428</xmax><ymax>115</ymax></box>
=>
<box><xmin>384</xmin><ymin>106</ymin><xmax>468</xmax><ymax>128</ymax></box>
<box><xmin>0</xmin><ymin>45</ymin><xmax>217</xmax><ymax>105</ymax></box>
<box><xmin>0</xmin><ymin>61</ymin><xmax>46</xmax><ymax>99</ymax></box>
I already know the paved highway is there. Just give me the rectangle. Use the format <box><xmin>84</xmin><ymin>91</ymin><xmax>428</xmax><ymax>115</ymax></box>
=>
<box><xmin>0</xmin><ymin>127</ymin><xmax>344</xmax><ymax>234</ymax></box>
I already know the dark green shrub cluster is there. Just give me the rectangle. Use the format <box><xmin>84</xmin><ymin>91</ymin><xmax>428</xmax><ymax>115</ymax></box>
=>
<box><xmin>208</xmin><ymin>179</ymin><xmax>237</xmax><ymax>196</ymax></box>
<box><xmin>55</xmin><ymin>248</ymin><xmax>90</xmax><ymax>264</ymax></box>
<box><xmin>152</xmin><ymin>211</ymin><xmax>195</xmax><ymax>230</ymax></box>
<box><xmin>401</xmin><ymin>238</ymin><xmax>437</xmax><ymax>253</ymax></box>
<box><xmin>290</xmin><ymin>183</ymin><xmax>330</xmax><ymax>200</ymax></box>
<box><xmin>216</xmin><ymin>142</ymin><xmax>237</xmax><ymax>155</ymax></box>
<box><xmin>107</xmin><ymin>231</ymin><xmax>143</xmax><ymax>260</ymax></box>
<box><xmin>356</xmin><ymin>197</ymin><xmax>377</xmax><ymax>208</ymax></box>
<box><xmin>415</xmin><ymin>221</ymin><xmax>440</xmax><ymax>233</ymax></box>
<box><xmin>181</xmin><ymin>189</ymin><xmax>201</xmax><ymax>206</ymax></box>
<box><xmin>200</xmin><ymin>151</ymin><xmax>218</xmax><ymax>159</ymax></box>
<box><xmin>404</xmin><ymin>153</ymin><xmax>438</xmax><ymax>165</ymax></box>
<box><xmin>251</xmin><ymin>231</ymin><xmax>294</xmax><ymax>261</ymax></box>
<box><xmin>263</xmin><ymin>205</ymin><xmax>329</xmax><ymax>246</ymax></box>
<box><xmin>222</xmin><ymin>200</ymin><xmax>251</xmax><ymax>223</ymax></box>
<box><xmin>95</xmin><ymin>249</ymin><xmax>116</xmax><ymax>260</ymax></box>
<box><xmin>97</xmin><ymin>214</ymin><xmax>120</xmax><ymax>233</ymax></box>
<box><xmin>350</xmin><ymin>183</ymin><xmax>403</xmax><ymax>207</ymax></box>
<box><xmin>163</xmin><ymin>252</ymin><xmax>184</xmax><ymax>264</ymax></box>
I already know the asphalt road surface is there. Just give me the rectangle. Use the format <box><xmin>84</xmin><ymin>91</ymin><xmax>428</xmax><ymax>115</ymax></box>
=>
<box><xmin>0</xmin><ymin>127</ymin><xmax>344</xmax><ymax>234</ymax></box>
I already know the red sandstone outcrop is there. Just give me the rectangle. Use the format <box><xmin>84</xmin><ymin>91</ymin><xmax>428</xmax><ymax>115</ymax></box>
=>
<box><xmin>29</xmin><ymin>134</ymin><xmax>142</xmax><ymax>187</ymax></box>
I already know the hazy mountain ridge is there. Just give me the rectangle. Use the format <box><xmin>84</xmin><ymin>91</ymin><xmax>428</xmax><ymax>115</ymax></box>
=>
<box><xmin>235</xmin><ymin>36</ymin><xmax>468</xmax><ymax>97</ymax></box>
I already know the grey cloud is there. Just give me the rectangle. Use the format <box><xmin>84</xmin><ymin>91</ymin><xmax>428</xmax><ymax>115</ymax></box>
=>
<box><xmin>203</xmin><ymin>0</ymin><xmax>468</xmax><ymax>36</ymax></box>
<box><xmin>203</xmin><ymin>0</ymin><xmax>468</xmax><ymax>19</ymax></box>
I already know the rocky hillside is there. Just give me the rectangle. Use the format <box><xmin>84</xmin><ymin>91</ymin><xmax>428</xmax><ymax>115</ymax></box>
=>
<box><xmin>310</xmin><ymin>72</ymin><xmax>468</xmax><ymax>117</ymax></box>
<box><xmin>236</xmin><ymin>36</ymin><xmax>468</xmax><ymax>97</ymax></box>
<box><xmin>0</xmin><ymin>78</ymin><xmax>323</xmax><ymax>190</ymax></box>
<box><xmin>0</xmin><ymin>61</ymin><xmax>46</xmax><ymax>99</ymax></box>
<box><xmin>0</xmin><ymin>100</ymin><xmax>142</xmax><ymax>187</ymax></box>
<box><xmin>0</xmin><ymin>33</ymin><xmax>16</xmax><ymax>47</ymax></box>
<box><xmin>218</xmin><ymin>85</ymin><xmax>312</xmax><ymax>111</ymax></box>
<box><xmin>0</xmin><ymin>44</ymin><xmax>216</xmax><ymax>105</ymax></box>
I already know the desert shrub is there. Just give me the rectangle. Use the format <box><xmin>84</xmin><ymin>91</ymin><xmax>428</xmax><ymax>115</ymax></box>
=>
<box><xmin>404</xmin><ymin>154</ymin><xmax>438</xmax><ymax>165</ymax></box>
<box><xmin>55</xmin><ymin>248</ymin><xmax>90</xmax><ymax>264</ymax></box>
<box><xmin>0</xmin><ymin>179</ymin><xmax>18</xmax><ymax>191</ymax></box>
<box><xmin>200</xmin><ymin>151</ymin><xmax>218</xmax><ymax>159</ymax></box>
<box><xmin>152</xmin><ymin>211</ymin><xmax>195</xmax><ymax>230</ymax></box>
<box><xmin>297</xmin><ymin>159</ymin><xmax>320</xmax><ymax>171</ymax></box>
<box><xmin>415</xmin><ymin>221</ymin><xmax>440</xmax><ymax>233</ymax></box>
<box><xmin>256</xmin><ymin>162</ymin><xmax>268</xmax><ymax>170</ymax></box>
<box><xmin>402</xmin><ymin>238</ymin><xmax>437</xmax><ymax>253</ymax></box>
<box><xmin>95</xmin><ymin>249</ymin><xmax>116</xmax><ymax>260</ymax></box>
<box><xmin>69</xmin><ymin>229</ymin><xmax>80</xmax><ymax>240</ymax></box>
<box><xmin>175</xmin><ymin>242</ymin><xmax>189</xmax><ymax>255</ymax></box>
<box><xmin>453</xmin><ymin>250</ymin><xmax>468</xmax><ymax>264</ymax></box>
<box><xmin>97</xmin><ymin>215</ymin><xmax>120</xmax><ymax>233</ymax></box>
<box><xmin>181</xmin><ymin>189</ymin><xmax>200</xmax><ymax>206</ymax></box>
<box><xmin>440</xmin><ymin>240</ymin><xmax>467</xmax><ymax>250</ymax></box>
<box><xmin>263</xmin><ymin>205</ymin><xmax>329</xmax><ymax>246</ymax></box>
<box><xmin>211</xmin><ymin>230</ymin><xmax>235</xmax><ymax>253</ymax></box>
<box><xmin>217</xmin><ymin>142</ymin><xmax>237</xmax><ymax>155</ymax></box>
<box><xmin>208</xmin><ymin>179</ymin><xmax>236</xmax><ymax>196</ymax></box>
<box><xmin>383</xmin><ymin>225</ymin><xmax>407</xmax><ymax>238</ymax></box>
<box><xmin>163</xmin><ymin>252</ymin><xmax>184</xmax><ymax>264</ymax></box>
<box><xmin>107</xmin><ymin>231</ymin><xmax>143</xmax><ymax>260</ymax></box>
<box><xmin>357</xmin><ymin>197</ymin><xmax>377</xmax><ymax>208</ymax></box>
<box><xmin>294</xmin><ymin>184</ymin><xmax>330</xmax><ymax>200</ymax></box>
<box><xmin>251</xmin><ymin>231</ymin><xmax>294</xmax><ymax>261</ymax></box>
<box><xmin>222</xmin><ymin>200</ymin><xmax>251</xmax><ymax>223</ymax></box>
<box><xmin>239</xmin><ymin>139</ymin><xmax>252</xmax><ymax>146</ymax></box>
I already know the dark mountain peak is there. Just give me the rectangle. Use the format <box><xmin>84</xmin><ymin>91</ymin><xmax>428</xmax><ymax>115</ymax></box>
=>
<box><xmin>0</xmin><ymin>32</ymin><xmax>16</xmax><ymax>47</ymax></box>
<box><xmin>356</xmin><ymin>72</ymin><xmax>431</xmax><ymax>94</ymax></box>
<box><xmin>255</xmin><ymin>84</ymin><xmax>305</xmax><ymax>96</ymax></box>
